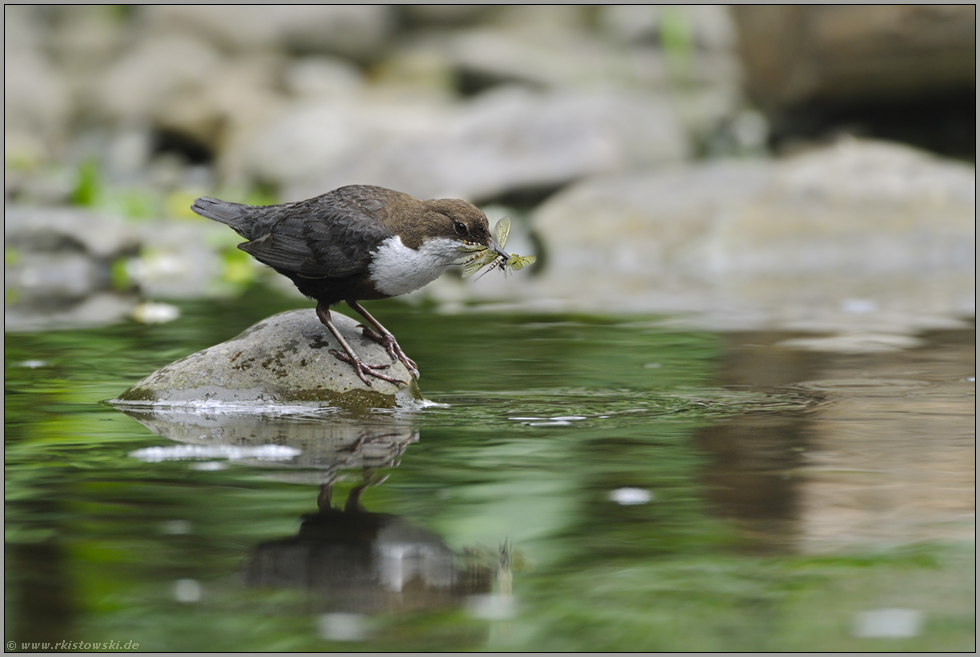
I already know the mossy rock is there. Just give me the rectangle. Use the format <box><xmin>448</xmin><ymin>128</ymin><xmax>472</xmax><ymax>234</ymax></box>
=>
<box><xmin>113</xmin><ymin>309</ymin><xmax>422</xmax><ymax>409</ymax></box>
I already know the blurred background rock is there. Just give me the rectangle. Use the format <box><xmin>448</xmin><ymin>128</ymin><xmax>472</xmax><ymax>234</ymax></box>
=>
<box><xmin>4</xmin><ymin>5</ymin><xmax>975</xmax><ymax>335</ymax></box>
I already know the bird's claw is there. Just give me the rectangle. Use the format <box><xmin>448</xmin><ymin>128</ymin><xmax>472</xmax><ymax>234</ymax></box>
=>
<box><xmin>356</xmin><ymin>324</ymin><xmax>420</xmax><ymax>380</ymax></box>
<box><xmin>328</xmin><ymin>349</ymin><xmax>406</xmax><ymax>387</ymax></box>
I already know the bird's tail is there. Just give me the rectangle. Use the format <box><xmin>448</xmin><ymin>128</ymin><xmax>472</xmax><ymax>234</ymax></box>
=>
<box><xmin>191</xmin><ymin>197</ymin><xmax>253</xmax><ymax>237</ymax></box>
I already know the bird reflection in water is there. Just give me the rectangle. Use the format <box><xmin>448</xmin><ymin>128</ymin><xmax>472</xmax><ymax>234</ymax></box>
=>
<box><xmin>241</xmin><ymin>468</ymin><xmax>496</xmax><ymax>621</ymax></box>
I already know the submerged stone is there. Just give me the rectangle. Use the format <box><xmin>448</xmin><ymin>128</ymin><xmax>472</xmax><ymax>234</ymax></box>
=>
<box><xmin>114</xmin><ymin>309</ymin><xmax>422</xmax><ymax>409</ymax></box>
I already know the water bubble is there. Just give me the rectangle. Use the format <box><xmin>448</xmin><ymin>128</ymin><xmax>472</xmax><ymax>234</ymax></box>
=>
<box><xmin>129</xmin><ymin>444</ymin><xmax>301</xmax><ymax>463</ymax></box>
<box><xmin>779</xmin><ymin>334</ymin><xmax>921</xmax><ymax>354</ymax></box>
<box><xmin>609</xmin><ymin>487</ymin><xmax>653</xmax><ymax>505</ymax></box>
<box><xmin>173</xmin><ymin>578</ymin><xmax>202</xmax><ymax>603</ymax></box>
<box><xmin>467</xmin><ymin>594</ymin><xmax>517</xmax><ymax>621</ymax></box>
<box><xmin>133</xmin><ymin>301</ymin><xmax>181</xmax><ymax>324</ymax></box>
<box><xmin>841</xmin><ymin>298</ymin><xmax>879</xmax><ymax>314</ymax></box>
<box><xmin>190</xmin><ymin>461</ymin><xmax>228</xmax><ymax>471</ymax></box>
<box><xmin>853</xmin><ymin>608</ymin><xmax>923</xmax><ymax>638</ymax></box>
<box><xmin>318</xmin><ymin>613</ymin><xmax>369</xmax><ymax>641</ymax></box>
<box><xmin>160</xmin><ymin>520</ymin><xmax>191</xmax><ymax>535</ymax></box>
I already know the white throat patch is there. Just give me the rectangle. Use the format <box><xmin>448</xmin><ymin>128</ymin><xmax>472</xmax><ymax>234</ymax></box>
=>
<box><xmin>368</xmin><ymin>235</ymin><xmax>464</xmax><ymax>297</ymax></box>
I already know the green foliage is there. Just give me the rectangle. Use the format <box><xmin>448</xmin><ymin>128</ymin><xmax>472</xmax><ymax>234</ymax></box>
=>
<box><xmin>660</xmin><ymin>6</ymin><xmax>694</xmax><ymax>86</ymax></box>
<box><xmin>71</xmin><ymin>160</ymin><xmax>103</xmax><ymax>206</ymax></box>
<box><xmin>66</xmin><ymin>159</ymin><xmax>279</xmax><ymax>221</ymax></box>
<box><xmin>109</xmin><ymin>258</ymin><xmax>132</xmax><ymax>291</ymax></box>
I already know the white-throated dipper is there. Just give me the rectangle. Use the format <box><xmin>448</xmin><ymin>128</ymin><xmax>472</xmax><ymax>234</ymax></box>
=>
<box><xmin>191</xmin><ymin>185</ymin><xmax>509</xmax><ymax>386</ymax></box>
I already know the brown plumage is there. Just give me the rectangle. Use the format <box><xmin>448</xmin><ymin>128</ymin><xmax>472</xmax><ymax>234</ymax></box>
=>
<box><xmin>192</xmin><ymin>185</ymin><xmax>505</xmax><ymax>386</ymax></box>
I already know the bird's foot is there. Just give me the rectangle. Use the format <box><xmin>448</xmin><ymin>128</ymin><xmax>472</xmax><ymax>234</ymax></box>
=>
<box><xmin>328</xmin><ymin>349</ymin><xmax>406</xmax><ymax>387</ymax></box>
<box><xmin>357</xmin><ymin>325</ymin><xmax>420</xmax><ymax>380</ymax></box>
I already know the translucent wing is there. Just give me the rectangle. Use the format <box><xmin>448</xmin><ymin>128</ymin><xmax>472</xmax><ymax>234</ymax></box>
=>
<box><xmin>462</xmin><ymin>250</ymin><xmax>500</xmax><ymax>277</ymax></box>
<box><xmin>506</xmin><ymin>255</ymin><xmax>536</xmax><ymax>271</ymax></box>
<box><xmin>493</xmin><ymin>217</ymin><xmax>511</xmax><ymax>249</ymax></box>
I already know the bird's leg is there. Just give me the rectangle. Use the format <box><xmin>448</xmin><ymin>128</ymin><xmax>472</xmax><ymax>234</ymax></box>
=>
<box><xmin>346</xmin><ymin>300</ymin><xmax>420</xmax><ymax>380</ymax></box>
<box><xmin>315</xmin><ymin>302</ymin><xmax>406</xmax><ymax>387</ymax></box>
<box><xmin>344</xmin><ymin>468</ymin><xmax>390</xmax><ymax>513</ymax></box>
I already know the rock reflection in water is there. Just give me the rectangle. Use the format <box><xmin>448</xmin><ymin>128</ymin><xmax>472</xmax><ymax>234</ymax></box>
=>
<box><xmin>118</xmin><ymin>406</ymin><xmax>499</xmax><ymax>617</ymax></box>
<box><xmin>118</xmin><ymin>407</ymin><xmax>419</xmax><ymax>481</ymax></box>
<box><xmin>695</xmin><ymin>328</ymin><xmax>975</xmax><ymax>553</ymax></box>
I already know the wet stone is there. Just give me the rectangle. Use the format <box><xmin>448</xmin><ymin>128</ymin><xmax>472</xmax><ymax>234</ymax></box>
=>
<box><xmin>114</xmin><ymin>309</ymin><xmax>422</xmax><ymax>409</ymax></box>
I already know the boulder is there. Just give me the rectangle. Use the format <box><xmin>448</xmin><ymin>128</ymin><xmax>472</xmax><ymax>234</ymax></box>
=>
<box><xmin>447</xmin><ymin>22</ymin><xmax>739</xmax><ymax>93</ymax></box>
<box><xmin>143</xmin><ymin>6</ymin><xmax>394</xmax><ymax>62</ymax></box>
<box><xmin>4</xmin><ymin>38</ymin><xmax>72</xmax><ymax>166</ymax></box>
<box><xmin>114</xmin><ymin>309</ymin><xmax>422</xmax><ymax>409</ymax></box>
<box><xmin>525</xmin><ymin>138</ymin><xmax>975</xmax><ymax>333</ymax></box>
<box><xmin>264</xmin><ymin>87</ymin><xmax>689</xmax><ymax>204</ymax></box>
<box><xmin>599</xmin><ymin>5</ymin><xmax>738</xmax><ymax>51</ymax></box>
<box><xmin>94</xmin><ymin>34</ymin><xmax>224</xmax><ymax>126</ymax></box>
<box><xmin>4</xmin><ymin>206</ymin><xmax>142</xmax><ymax>332</ymax></box>
<box><xmin>5</xmin><ymin>293</ymin><xmax>137</xmax><ymax>334</ymax></box>
<box><xmin>4</xmin><ymin>205</ymin><xmax>140</xmax><ymax>258</ymax></box>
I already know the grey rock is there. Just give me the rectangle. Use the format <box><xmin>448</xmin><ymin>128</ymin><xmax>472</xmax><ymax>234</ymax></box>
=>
<box><xmin>488</xmin><ymin>5</ymin><xmax>592</xmax><ymax>34</ymax></box>
<box><xmin>401</xmin><ymin>5</ymin><xmax>490</xmax><ymax>26</ymax></box>
<box><xmin>5</xmin><ymin>292</ymin><xmax>138</xmax><ymax>333</ymax></box>
<box><xmin>283</xmin><ymin>56</ymin><xmax>365</xmax><ymax>99</ymax></box>
<box><xmin>47</xmin><ymin>6</ymin><xmax>128</xmax><ymax>79</ymax></box>
<box><xmin>153</xmin><ymin>54</ymin><xmax>287</xmax><ymax>157</ymax></box>
<box><xmin>145</xmin><ymin>6</ymin><xmax>394</xmax><ymax>62</ymax></box>
<box><xmin>4</xmin><ymin>205</ymin><xmax>140</xmax><ymax>258</ymax></box>
<box><xmin>4</xmin><ymin>48</ymin><xmax>72</xmax><ymax>152</ymax></box>
<box><xmin>226</xmin><ymin>99</ymin><xmax>450</xmax><ymax>190</ymax></box>
<box><xmin>115</xmin><ymin>310</ymin><xmax>422</xmax><ymax>409</ymax></box>
<box><xmin>94</xmin><ymin>34</ymin><xmax>223</xmax><ymax>125</ymax></box>
<box><xmin>448</xmin><ymin>28</ymin><xmax>643</xmax><ymax>90</ymax></box>
<box><xmin>4</xmin><ymin>6</ymin><xmax>44</xmax><ymax>53</ymax></box>
<box><xmin>4</xmin><ymin>204</ymin><xmax>143</xmax><ymax>331</ymax></box>
<box><xmin>3</xmin><ymin>206</ymin><xmax>256</xmax><ymax>308</ymax></box>
<box><xmin>446</xmin><ymin>21</ymin><xmax>741</xmax><ymax>92</ymax></box>
<box><xmin>275</xmin><ymin>87</ymin><xmax>690</xmax><ymax>203</ymax></box>
<box><xmin>6</xmin><ymin>252</ymin><xmax>106</xmax><ymax>300</ymax></box>
<box><xmin>523</xmin><ymin>138</ymin><xmax>975</xmax><ymax>333</ymax></box>
<box><xmin>700</xmin><ymin>139</ymin><xmax>976</xmax><ymax>276</ymax></box>
<box><xmin>599</xmin><ymin>5</ymin><xmax>738</xmax><ymax>51</ymax></box>
<box><xmin>127</xmin><ymin>222</ymin><xmax>231</xmax><ymax>300</ymax></box>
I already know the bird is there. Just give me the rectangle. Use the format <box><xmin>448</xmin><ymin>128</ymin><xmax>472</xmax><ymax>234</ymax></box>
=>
<box><xmin>191</xmin><ymin>185</ymin><xmax>509</xmax><ymax>386</ymax></box>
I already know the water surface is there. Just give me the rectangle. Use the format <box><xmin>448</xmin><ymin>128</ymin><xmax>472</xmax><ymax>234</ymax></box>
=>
<box><xmin>5</xmin><ymin>288</ymin><xmax>975</xmax><ymax>651</ymax></box>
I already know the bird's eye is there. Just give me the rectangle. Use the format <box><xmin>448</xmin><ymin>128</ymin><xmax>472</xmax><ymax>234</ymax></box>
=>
<box><xmin>453</xmin><ymin>221</ymin><xmax>468</xmax><ymax>236</ymax></box>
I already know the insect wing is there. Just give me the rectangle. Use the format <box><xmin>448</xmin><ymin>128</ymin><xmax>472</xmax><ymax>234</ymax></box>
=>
<box><xmin>463</xmin><ymin>250</ymin><xmax>499</xmax><ymax>277</ymax></box>
<box><xmin>493</xmin><ymin>217</ymin><xmax>511</xmax><ymax>249</ymax></box>
<box><xmin>506</xmin><ymin>255</ymin><xmax>536</xmax><ymax>271</ymax></box>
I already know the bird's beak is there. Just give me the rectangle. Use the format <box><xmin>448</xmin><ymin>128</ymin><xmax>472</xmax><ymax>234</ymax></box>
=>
<box><xmin>490</xmin><ymin>238</ymin><xmax>510</xmax><ymax>260</ymax></box>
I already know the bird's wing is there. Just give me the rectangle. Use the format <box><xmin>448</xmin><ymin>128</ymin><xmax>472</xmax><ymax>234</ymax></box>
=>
<box><xmin>239</xmin><ymin>193</ymin><xmax>394</xmax><ymax>278</ymax></box>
